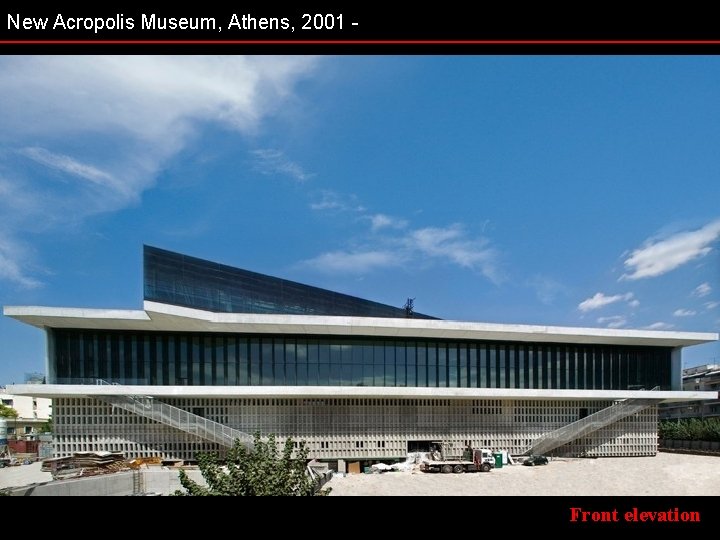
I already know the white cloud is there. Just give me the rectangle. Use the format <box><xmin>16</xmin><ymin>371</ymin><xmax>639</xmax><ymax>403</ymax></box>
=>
<box><xmin>303</xmin><ymin>250</ymin><xmax>401</xmax><ymax>273</ymax></box>
<box><xmin>692</xmin><ymin>282</ymin><xmax>712</xmax><ymax>298</ymax></box>
<box><xmin>673</xmin><ymin>309</ymin><xmax>697</xmax><ymax>317</ymax></box>
<box><xmin>251</xmin><ymin>148</ymin><xmax>313</xmax><ymax>182</ymax></box>
<box><xmin>0</xmin><ymin>56</ymin><xmax>318</xmax><ymax>286</ymax></box>
<box><xmin>19</xmin><ymin>147</ymin><xmax>132</xmax><ymax>199</ymax></box>
<box><xmin>643</xmin><ymin>322</ymin><xmax>675</xmax><ymax>330</ymax></box>
<box><xmin>621</xmin><ymin>219</ymin><xmax>720</xmax><ymax>280</ymax></box>
<box><xmin>597</xmin><ymin>315</ymin><xmax>627</xmax><ymax>328</ymax></box>
<box><xmin>302</xmin><ymin>220</ymin><xmax>500</xmax><ymax>280</ymax></box>
<box><xmin>310</xmin><ymin>190</ymin><xmax>364</xmax><ymax>212</ymax></box>
<box><xmin>368</xmin><ymin>214</ymin><xmax>407</xmax><ymax>232</ymax></box>
<box><xmin>705</xmin><ymin>301</ymin><xmax>720</xmax><ymax>310</ymax></box>
<box><xmin>0</xmin><ymin>234</ymin><xmax>41</xmax><ymax>289</ymax></box>
<box><xmin>407</xmin><ymin>224</ymin><xmax>500</xmax><ymax>281</ymax></box>
<box><xmin>628</xmin><ymin>299</ymin><xmax>640</xmax><ymax>308</ymax></box>
<box><xmin>527</xmin><ymin>275</ymin><xmax>569</xmax><ymax>306</ymax></box>
<box><xmin>578</xmin><ymin>292</ymin><xmax>634</xmax><ymax>312</ymax></box>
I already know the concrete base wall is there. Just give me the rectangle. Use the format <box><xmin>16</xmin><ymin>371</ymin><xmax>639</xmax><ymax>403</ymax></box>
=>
<box><xmin>660</xmin><ymin>439</ymin><xmax>720</xmax><ymax>451</ymax></box>
<box><xmin>9</xmin><ymin>468</ymin><xmax>206</xmax><ymax>496</ymax></box>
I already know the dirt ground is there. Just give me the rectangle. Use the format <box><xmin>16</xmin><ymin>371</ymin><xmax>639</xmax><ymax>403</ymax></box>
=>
<box><xmin>0</xmin><ymin>462</ymin><xmax>53</xmax><ymax>490</ymax></box>
<box><xmin>325</xmin><ymin>452</ymin><xmax>720</xmax><ymax>496</ymax></box>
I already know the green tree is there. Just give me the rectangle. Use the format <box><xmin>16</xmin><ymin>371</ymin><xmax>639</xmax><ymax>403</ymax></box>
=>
<box><xmin>0</xmin><ymin>404</ymin><xmax>18</xmax><ymax>419</ymax></box>
<box><xmin>38</xmin><ymin>416</ymin><xmax>53</xmax><ymax>434</ymax></box>
<box><xmin>174</xmin><ymin>432</ymin><xmax>330</xmax><ymax>496</ymax></box>
<box><xmin>659</xmin><ymin>418</ymin><xmax>720</xmax><ymax>442</ymax></box>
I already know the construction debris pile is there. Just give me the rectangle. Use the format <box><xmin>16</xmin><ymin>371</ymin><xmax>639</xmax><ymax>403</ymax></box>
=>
<box><xmin>41</xmin><ymin>451</ymin><xmax>130</xmax><ymax>479</ymax></box>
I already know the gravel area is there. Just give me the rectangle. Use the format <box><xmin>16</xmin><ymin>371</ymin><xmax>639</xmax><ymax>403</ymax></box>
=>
<box><xmin>0</xmin><ymin>462</ymin><xmax>53</xmax><ymax>490</ymax></box>
<box><xmin>326</xmin><ymin>453</ymin><xmax>720</xmax><ymax>496</ymax></box>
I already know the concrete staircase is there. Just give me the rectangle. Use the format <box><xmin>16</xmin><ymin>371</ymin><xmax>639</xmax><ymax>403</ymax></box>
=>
<box><xmin>525</xmin><ymin>389</ymin><xmax>661</xmax><ymax>456</ymax></box>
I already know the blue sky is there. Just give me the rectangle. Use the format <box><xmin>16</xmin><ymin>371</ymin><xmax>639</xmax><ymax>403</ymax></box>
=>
<box><xmin>0</xmin><ymin>55</ymin><xmax>719</xmax><ymax>384</ymax></box>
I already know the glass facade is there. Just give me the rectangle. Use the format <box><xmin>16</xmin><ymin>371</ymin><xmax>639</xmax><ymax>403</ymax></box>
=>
<box><xmin>51</xmin><ymin>329</ymin><xmax>673</xmax><ymax>390</ymax></box>
<box><xmin>144</xmin><ymin>245</ymin><xmax>436</xmax><ymax>319</ymax></box>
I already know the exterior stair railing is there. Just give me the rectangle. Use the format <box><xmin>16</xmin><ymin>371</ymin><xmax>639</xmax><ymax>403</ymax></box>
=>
<box><xmin>95</xmin><ymin>380</ymin><xmax>253</xmax><ymax>449</ymax></box>
<box><xmin>525</xmin><ymin>387</ymin><xmax>662</xmax><ymax>456</ymax></box>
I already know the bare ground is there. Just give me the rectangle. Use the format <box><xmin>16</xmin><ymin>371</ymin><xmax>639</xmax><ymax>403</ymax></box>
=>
<box><xmin>326</xmin><ymin>453</ymin><xmax>720</xmax><ymax>496</ymax></box>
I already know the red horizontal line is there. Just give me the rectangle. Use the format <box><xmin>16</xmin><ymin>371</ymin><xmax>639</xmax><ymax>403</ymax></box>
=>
<box><xmin>1</xmin><ymin>40</ymin><xmax>720</xmax><ymax>45</ymax></box>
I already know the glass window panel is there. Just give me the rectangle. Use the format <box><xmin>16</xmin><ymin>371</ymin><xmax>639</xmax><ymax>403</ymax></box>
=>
<box><xmin>318</xmin><ymin>364</ymin><xmax>330</xmax><ymax>385</ymax></box>
<box><xmin>478</xmin><ymin>344</ymin><xmax>486</xmax><ymax>388</ymax></box>
<box><xmin>341</xmin><ymin>365</ymin><xmax>353</xmax><ymax>385</ymax></box>
<box><xmin>468</xmin><ymin>343</ymin><xmax>480</xmax><ymax>388</ymax></box>
<box><xmin>226</xmin><ymin>336</ymin><xmax>236</xmax><ymax>386</ymax></box>
<box><xmin>202</xmin><ymin>336</ymin><xmax>213</xmax><ymax>386</ymax></box>
<box><xmin>611</xmin><ymin>348</ymin><xmax>620</xmax><ymax>389</ymax></box>
<box><xmin>448</xmin><ymin>345</ymin><xmax>458</xmax><ymax>387</ymax></box>
<box><xmin>285</xmin><ymin>340</ymin><xmax>296</xmax><ymax>364</ymax></box>
<box><xmin>417</xmin><ymin>343</ymin><xmax>426</xmax><ymax>366</ymax></box>
<box><xmin>178</xmin><ymin>335</ymin><xmax>188</xmax><ymax>384</ymax></box>
<box><xmin>330</xmin><ymin>342</ymin><xmax>342</xmax><ymax>364</ymax></box>
<box><xmin>156</xmin><ymin>336</ymin><xmax>165</xmax><ymax>385</ymax></box>
<box><xmin>330</xmin><ymin>364</ymin><xmax>343</xmax><ymax>385</ymax></box>
<box><xmin>273</xmin><ymin>339</ymin><xmax>285</xmax><ymax>385</ymax></box>
<box><xmin>167</xmin><ymin>335</ymin><xmax>176</xmax><ymax>386</ymax></box>
<box><xmin>124</xmin><ymin>334</ymin><xmax>136</xmax><ymax>384</ymax></box>
<box><xmin>489</xmin><ymin>345</ymin><xmax>496</xmax><ymax>388</ymax></box>
<box><xmin>135</xmin><ymin>336</ymin><xmax>144</xmax><ymax>384</ymax></box>
<box><xmin>262</xmin><ymin>341</ymin><xmax>273</xmax><ymax>385</ymax></box>
<box><xmin>319</xmin><ymin>342</ymin><xmax>330</xmax><ymax>364</ymax></box>
<box><xmin>296</xmin><ymin>362</ymin><xmax>307</xmax><ymax>385</ymax></box>
<box><xmin>568</xmin><ymin>346</ymin><xmax>576</xmax><ymax>389</ymax></box>
<box><xmin>396</xmin><ymin>364</ymin><xmax>406</xmax><ymax>387</ymax></box>
<box><xmin>237</xmin><ymin>338</ymin><xmax>248</xmax><ymax>386</ymax></box>
<box><xmin>362</xmin><ymin>343</ymin><xmax>373</xmax><ymax>365</ymax></box>
<box><xmin>428</xmin><ymin>359</ymin><xmax>437</xmax><ymax>387</ymax></box>
<box><xmin>341</xmin><ymin>344</ymin><xmax>352</xmax><ymax>365</ymax></box>
<box><xmin>191</xmin><ymin>336</ymin><xmax>200</xmax><ymax>386</ymax></box>
<box><xmin>363</xmin><ymin>364</ymin><xmax>374</xmax><ymax>386</ymax></box>
<box><xmin>250</xmin><ymin>338</ymin><xmax>260</xmax><ymax>385</ymax></box>
<box><xmin>374</xmin><ymin>342</ymin><xmax>385</xmax><ymax>365</ymax></box>
<box><xmin>352</xmin><ymin>342</ymin><xmax>363</xmax><ymax>364</ymax></box>
<box><xmin>352</xmin><ymin>364</ymin><xmax>363</xmax><ymax>386</ymax></box>
<box><xmin>385</xmin><ymin>361</ymin><xmax>396</xmax><ymax>387</ymax></box>
<box><xmin>374</xmin><ymin>364</ymin><xmax>385</xmax><ymax>386</ymax></box>
<box><xmin>285</xmin><ymin>358</ymin><xmax>296</xmax><ymax>386</ymax></box>
<box><xmin>306</xmin><ymin>363</ymin><xmax>318</xmax><ymax>385</ymax></box>
<box><xmin>427</xmin><ymin>344</ymin><xmax>437</xmax><ymax>366</ymax></box>
<box><xmin>576</xmin><ymin>347</ymin><xmax>584</xmax><ymax>390</ymax></box>
<box><xmin>215</xmin><ymin>336</ymin><xmax>225</xmax><ymax>386</ymax></box>
<box><xmin>594</xmin><ymin>348</ymin><xmax>603</xmax><ymax>390</ymax></box>
<box><xmin>438</xmin><ymin>346</ymin><xmax>447</xmax><ymax>387</ymax></box>
<box><xmin>306</xmin><ymin>340</ymin><xmax>317</xmax><ymax>363</ymax></box>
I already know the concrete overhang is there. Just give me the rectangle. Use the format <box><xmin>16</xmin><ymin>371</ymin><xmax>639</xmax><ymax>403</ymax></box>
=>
<box><xmin>6</xmin><ymin>384</ymin><xmax>718</xmax><ymax>403</ymax></box>
<box><xmin>4</xmin><ymin>302</ymin><xmax>718</xmax><ymax>347</ymax></box>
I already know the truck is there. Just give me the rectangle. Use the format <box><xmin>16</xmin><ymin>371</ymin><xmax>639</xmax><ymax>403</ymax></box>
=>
<box><xmin>419</xmin><ymin>442</ymin><xmax>495</xmax><ymax>473</ymax></box>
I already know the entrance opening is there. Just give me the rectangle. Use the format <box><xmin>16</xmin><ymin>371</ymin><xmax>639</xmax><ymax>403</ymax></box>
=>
<box><xmin>408</xmin><ymin>440</ymin><xmax>433</xmax><ymax>453</ymax></box>
<box><xmin>579</xmin><ymin>408</ymin><xmax>588</xmax><ymax>420</ymax></box>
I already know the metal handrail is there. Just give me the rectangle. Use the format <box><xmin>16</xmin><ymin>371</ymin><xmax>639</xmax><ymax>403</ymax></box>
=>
<box><xmin>525</xmin><ymin>387</ymin><xmax>661</xmax><ymax>456</ymax></box>
<box><xmin>99</xmin><ymin>393</ymin><xmax>253</xmax><ymax>449</ymax></box>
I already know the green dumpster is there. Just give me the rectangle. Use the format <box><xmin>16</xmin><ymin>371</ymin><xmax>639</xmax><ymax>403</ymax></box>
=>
<box><xmin>493</xmin><ymin>452</ymin><xmax>503</xmax><ymax>469</ymax></box>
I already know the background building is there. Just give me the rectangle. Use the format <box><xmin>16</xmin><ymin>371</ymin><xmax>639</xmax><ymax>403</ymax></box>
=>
<box><xmin>0</xmin><ymin>387</ymin><xmax>52</xmax><ymax>439</ymax></box>
<box><xmin>660</xmin><ymin>364</ymin><xmax>720</xmax><ymax>420</ymax></box>
<box><xmin>4</xmin><ymin>246</ymin><xmax>718</xmax><ymax>465</ymax></box>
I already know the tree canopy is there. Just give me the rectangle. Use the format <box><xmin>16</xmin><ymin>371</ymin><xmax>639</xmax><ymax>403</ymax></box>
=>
<box><xmin>175</xmin><ymin>432</ymin><xmax>330</xmax><ymax>496</ymax></box>
<box><xmin>0</xmin><ymin>404</ymin><xmax>18</xmax><ymax>419</ymax></box>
